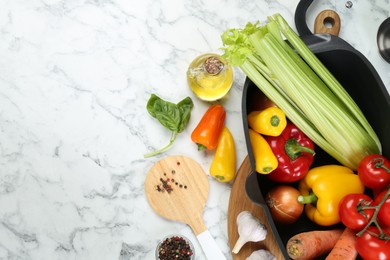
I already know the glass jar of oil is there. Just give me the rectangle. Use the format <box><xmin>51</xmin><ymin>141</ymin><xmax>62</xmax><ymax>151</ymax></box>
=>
<box><xmin>187</xmin><ymin>53</ymin><xmax>233</xmax><ymax>101</ymax></box>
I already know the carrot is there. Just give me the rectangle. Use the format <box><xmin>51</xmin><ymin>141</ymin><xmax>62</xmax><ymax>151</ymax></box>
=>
<box><xmin>286</xmin><ymin>229</ymin><xmax>344</xmax><ymax>260</ymax></box>
<box><xmin>325</xmin><ymin>228</ymin><xmax>358</xmax><ymax>260</ymax></box>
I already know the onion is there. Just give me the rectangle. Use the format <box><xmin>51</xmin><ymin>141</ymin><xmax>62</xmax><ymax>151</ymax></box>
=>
<box><xmin>265</xmin><ymin>185</ymin><xmax>304</xmax><ymax>224</ymax></box>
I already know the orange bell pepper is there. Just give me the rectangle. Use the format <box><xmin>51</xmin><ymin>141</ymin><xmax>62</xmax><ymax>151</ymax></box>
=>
<box><xmin>191</xmin><ymin>104</ymin><xmax>226</xmax><ymax>150</ymax></box>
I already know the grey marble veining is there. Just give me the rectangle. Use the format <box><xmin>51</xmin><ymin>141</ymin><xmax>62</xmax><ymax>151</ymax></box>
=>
<box><xmin>0</xmin><ymin>0</ymin><xmax>389</xmax><ymax>259</ymax></box>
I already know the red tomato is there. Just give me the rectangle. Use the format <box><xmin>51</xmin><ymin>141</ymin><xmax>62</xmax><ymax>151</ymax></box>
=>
<box><xmin>374</xmin><ymin>189</ymin><xmax>390</xmax><ymax>228</ymax></box>
<box><xmin>338</xmin><ymin>194</ymin><xmax>374</xmax><ymax>230</ymax></box>
<box><xmin>358</xmin><ymin>154</ymin><xmax>390</xmax><ymax>189</ymax></box>
<box><xmin>356</xmin><ymin>226</ymin><xmax>390</xmax><ymax>260</ymax></box>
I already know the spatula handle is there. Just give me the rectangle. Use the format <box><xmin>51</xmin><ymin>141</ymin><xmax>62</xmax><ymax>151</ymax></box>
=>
<box><xmin>197</xmin><ymin>230</ymin><xmax>226</xmax><ymax>260</ymax></box>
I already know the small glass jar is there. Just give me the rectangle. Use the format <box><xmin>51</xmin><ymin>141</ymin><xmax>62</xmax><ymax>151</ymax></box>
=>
<box><xmin>155</xmin><ymin>234</ymin><xmax>195</xmax><ymax>260</ymax></box>
<box><xmin>187</xmin><ymin>53</ymin><xmax>233</xmax><ymax>101</ymax></box>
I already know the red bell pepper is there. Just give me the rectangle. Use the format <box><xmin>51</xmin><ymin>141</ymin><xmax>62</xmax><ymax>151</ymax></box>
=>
<box><xmin>265</xmin><ymin>121</ymin><xmax>315</xmax><ymax>183</ymax></box>
<box><xmin>191</xmin><ymin>104</ymin><xmax>226</xmax><ymax>150</ymax></box>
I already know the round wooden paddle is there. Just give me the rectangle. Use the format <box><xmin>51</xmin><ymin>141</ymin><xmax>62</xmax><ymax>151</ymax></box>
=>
<box><xmin>314</xmin><ymin>9</ymin><xmax>341</xmax><ymax>36</ymax></box>
<box><xmin>145</xmin><ymin>155</ymin><xmax>226</xmax><ymax>260</ymax></box>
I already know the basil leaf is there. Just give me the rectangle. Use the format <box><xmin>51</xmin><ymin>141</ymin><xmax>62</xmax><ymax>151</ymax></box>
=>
<box><xmin>145</xmin><ymin>94</ymin><xmax>193</xmax><ymax>157</ymax></box>
<box><xmin>146</xmin><ymin>94</ymin><xmax>160</xmax><ymax>118</ymax></box>
<box><xmin>177</xmin><ymin>96</ymin><xmax>194</xmax><ymax>133</ymax></box>
<box><xmin>147</xmin><ymin>94</ymin><xmax>181</xmax><ymax>132</ymax></box>
<box><xmin>154</xmin><ymin>109</ymin><xmax>181</xmax><ymax>132</ymax></box>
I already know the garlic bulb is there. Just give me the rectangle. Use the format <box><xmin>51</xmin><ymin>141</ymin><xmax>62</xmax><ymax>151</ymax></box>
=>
<box><xmin>232</xmin><ymin>211</ymin><xmax>267</xmax><ymax>254</ymax></box>
<box><xmin>246</xmin><ymin>249</ymin><xmax>276</xmax><ymax>260</ymax></box>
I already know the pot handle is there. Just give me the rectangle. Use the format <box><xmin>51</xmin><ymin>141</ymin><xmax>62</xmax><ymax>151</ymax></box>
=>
<box><xmin>295</xmin><ymin>0</ymin><xmax>315</xmax><ymax>36</ymax></box>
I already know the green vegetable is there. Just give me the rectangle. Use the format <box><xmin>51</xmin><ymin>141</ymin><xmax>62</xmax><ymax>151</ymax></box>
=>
<box><xmin>144</xmin><ymin>94</ymin><xmax>194</xmax><ymax>158</ymax></box>
<box><xmin>220</xmin><ymin>14</ymin><xmax>381</xmax><ymax>170</ymax></box>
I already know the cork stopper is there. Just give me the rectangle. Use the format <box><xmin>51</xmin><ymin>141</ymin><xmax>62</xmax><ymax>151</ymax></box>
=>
<box><xmin>203</xmin><ymin>56</ymin><xmax>224</xmax><ymax>75</ymax></box>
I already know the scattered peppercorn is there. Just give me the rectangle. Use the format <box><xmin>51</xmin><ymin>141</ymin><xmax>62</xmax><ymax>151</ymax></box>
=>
<box><xmin>157</xmin><ymin>236</ymin><xmax>193</xmax><ymax>260</ymax></box>
<box><xmin>159</xmin><ymin>178</ymin><xmax>173</xmax><ymax>193</ymax></box>
<box><xmin>155</xmin><ymin>167</ymin><xmax>190</xmax><ymax>194</ymax></box>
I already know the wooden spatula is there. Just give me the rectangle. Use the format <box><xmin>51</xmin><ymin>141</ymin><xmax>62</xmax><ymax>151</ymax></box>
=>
<box><xmin>145</xmin><ymin>155</ymin><xmax>226</xmax><ymax>260</ymax></box>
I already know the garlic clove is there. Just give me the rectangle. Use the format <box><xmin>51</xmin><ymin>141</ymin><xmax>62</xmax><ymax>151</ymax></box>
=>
<box><xmin>232</xmin><ymin>236</ymin><xmax>248</xmax><ymax>254</ymax></box>
<box><xmin>232</xmin><ymin>211</ymin><xmax>267</xmax><ymax>254</ymax></box>
<box><xmin>246</xmin><ymin>249</ymin><xmax>276</xmax><ymax>260</ymax></box>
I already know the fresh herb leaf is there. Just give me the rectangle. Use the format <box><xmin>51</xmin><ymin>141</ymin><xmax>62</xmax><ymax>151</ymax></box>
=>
<box><xmin>146</xmin><ymin>94</ymin><xmax>180</xmax><ymax>131</ymax></box>
<box><xmin>144</xmin><ymin>94</ymin><xmax>194</xmax><ymax>158</ymax></box>
<box><xmin>177</xmin><ymin>96</ymin><xmax>193</xmax><ymax>133</ymax></box>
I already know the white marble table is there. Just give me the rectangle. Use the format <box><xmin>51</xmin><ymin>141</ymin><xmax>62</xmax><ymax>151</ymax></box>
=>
<box><xmin>1</xmin><ymin>0</ymin><xmax>389</xmax><ymax>259</ymax></box>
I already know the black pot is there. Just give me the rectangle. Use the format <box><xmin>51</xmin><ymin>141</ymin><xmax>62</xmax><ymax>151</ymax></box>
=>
<box><xmin>243</xmin><ymin>0</ymin><xmax>390</xmax><ymax>258</ymax></box>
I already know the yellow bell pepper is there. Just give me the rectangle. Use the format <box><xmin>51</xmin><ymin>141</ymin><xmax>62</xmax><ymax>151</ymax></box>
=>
<box><xmin>210</xmin><ymin>126</ymin><xmax>236</xmax><ymax>182</ymax></box>
<box><xmin>248</xmin><ymin>128</ymin><xmax>278</xmax><ymax>174</ymax></box>
<box><xmin>298</xmin><ymin>165</ymin><xmax>365</xmax><ymax>226</ymax></box>
<box><xmin>248</xmin><ymin>107</ymin><xmax>287</xmax><ymax>136</ymax></box>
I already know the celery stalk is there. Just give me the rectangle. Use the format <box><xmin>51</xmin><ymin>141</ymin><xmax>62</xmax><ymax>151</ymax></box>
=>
<box><xmin>242</xmin><ymin>58</ymin><xmax>345</xmax><ymax>165</ymax></box>
<box><xmin>221</xmin><ymin>14</ymin><xmax>382</xmax><ymax>169</ymax></box>
<box><xmin>254</xmin><ymin>33</ymin><xmax>371</xmax><ymax>156</ymax></box>
<box><xmin>271</xmin><ymin>14</ymin><xmax>382</xmax><ymax>152</ymax></box>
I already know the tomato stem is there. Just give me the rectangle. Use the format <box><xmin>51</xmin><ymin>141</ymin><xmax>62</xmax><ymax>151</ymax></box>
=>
<box><xmin>356</xmin><ymin>188</ymin><xmax>390</xmax><ymax>241</ymax></box>
<box><xmin>372</xmin><ymin>157</ymin><xmax>390</xmax><ymax>173</ymax></box>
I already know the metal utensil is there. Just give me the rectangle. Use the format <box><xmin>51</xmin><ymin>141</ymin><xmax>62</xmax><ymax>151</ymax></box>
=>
<box><xmin>377</xmin><ymin>17</ymin><xmax>390</xmax><ymax>63</ymax></box>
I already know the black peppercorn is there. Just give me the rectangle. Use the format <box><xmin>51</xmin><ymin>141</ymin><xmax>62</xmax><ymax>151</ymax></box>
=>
<box><xmin>157</xmin><ymin>235</ymin><xmax>193</xmax><ymax>260</ymax></box>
